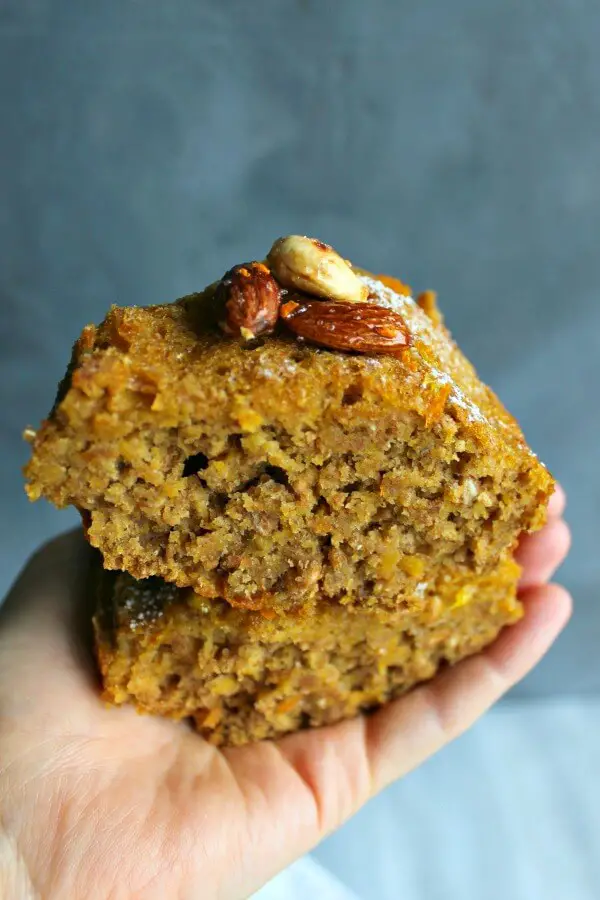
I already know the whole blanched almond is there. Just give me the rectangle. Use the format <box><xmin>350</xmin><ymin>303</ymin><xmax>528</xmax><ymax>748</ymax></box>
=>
<box><xmin>280</xmin><ymin>298</ymin><xmax>411</xmax><ymax>354</ymax></box>
<box><xmin>267</xmin><ymin>235</ymin><xmax>369</xmax><ymax>304</ymax></box>
<box><xmin>217</xmin><ymin>262</ymin><xmax>281</xmax><ymax>339</ymax></box>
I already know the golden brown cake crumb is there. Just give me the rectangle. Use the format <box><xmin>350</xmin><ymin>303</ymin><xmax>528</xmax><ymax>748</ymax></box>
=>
<box><xmin>24</xmin><ymin>239</ymin><xmax>552</xmax><ymax>614</ymax></box>
<box><xmin>93</xmin><ymin>556</ymin><xmax>522</xmax><ymax>746</ymax></box>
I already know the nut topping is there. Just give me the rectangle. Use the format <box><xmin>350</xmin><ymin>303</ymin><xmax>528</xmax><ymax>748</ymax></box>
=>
<box><xmin>216</xmin><ymin>262</ymin><xmax>281</xmax><ymax>340</ymax></box>
<box><xmin>280</xmin><ymin>297</ymin><xmax>411</xmax><ymax>355</ymax></box>
<box><xmin>267</xmin><ymin>235</ymin><xmax>369</xmax><ymax>304</ymax></box>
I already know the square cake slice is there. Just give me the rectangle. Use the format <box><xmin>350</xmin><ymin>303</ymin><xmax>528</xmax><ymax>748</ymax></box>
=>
<box><xmin>25</xmin><ymin>236</ymin><xmax>553</xmax><ymax>614</ymax></box>
<box><xmin>93</xmin><ymin>556</ymin><xmax>522</xmax><ymax>746</ymax></box>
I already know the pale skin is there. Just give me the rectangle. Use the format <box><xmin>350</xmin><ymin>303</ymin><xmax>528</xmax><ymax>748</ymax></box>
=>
<box><xmin>0</xmin><ymin>488</ymin><xmax>571</xmax><ymax>900</ymax></box>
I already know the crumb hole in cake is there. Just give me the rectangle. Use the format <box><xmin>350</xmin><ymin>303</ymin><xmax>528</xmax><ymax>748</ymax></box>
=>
<box><xmin>464</xmin><ymin>546</ymin><xmax>476</xmax><ymax>564</ymax></box>
<box><xmin>482</xmin><ymin>509</ymin><xmax>501</xmax><ymax>530</ymax></box>
<box><xmin>228</xmin><ymin>433</ymin><xmax>243</xmax><ymax>450</ymax></box>
<box><xmin>342</xmin><ymin>381</ymin><xmax>364</xmax><ymax>406</ymax></box>
<box><xmin>314</xmin><ymin>496</ymin><xmax>332</xmax><ymax>515</ymax></box>
<box><xmin>264</xmin><ymin>465</ymin><xmax>289</xmax><ymax>487</ymax></box>
<box><xmin>212</xmin><ymin>493</ymin><xmax>229</xmax><ymax>513</ymax></box>
<box><xmin>241</xmin><ymin>337</ymin><xmax>267</xmax><ymax>350</ymax></box>
<box><xmin>183</xmin><ymin>452</ymin><xmax>209</xmax><ymax>477</ymax></box>
<box><xmin>162</xmin><ymin>673</ymin><xmax>181</xmax><ymax>691</ymax></box>
<box><xmin>237</xmin><ymin>464</ymin><xmax>290</xmax><ymax>493</ymax></box>
<box><xmin>238</xmin><ymin>474</ymin><xmax>262</xmax><ymax>491</ymax></box>
<box><xmin>362</xmin><ymin>579</ymin><xmax>375</xmax><ymax>598</ymax></box>
<box><xmin>402</xmin><ymin>631</ymin><xmax>417</xmax><ymax>651</ymax></box>
<box><xmin>451</xmin><ymin>452</ymin><xmax>475</xmax><ymax>475</ymax></box>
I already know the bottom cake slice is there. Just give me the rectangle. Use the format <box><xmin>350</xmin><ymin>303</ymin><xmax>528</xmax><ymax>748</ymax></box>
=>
<box><xmin>93</xmin><ymin>557</ymin><xmax>522</xmax><ymax>746</ymax></box>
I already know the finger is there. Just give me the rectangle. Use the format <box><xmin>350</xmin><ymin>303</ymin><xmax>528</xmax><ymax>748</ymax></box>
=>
<box><xmin>273</xmin><ymin>583</ymin><xmax>571</xmax><ymax>841</ymax></box>
<box><xmin>547</xmin><ymin>483</ymin><xmax>567</xmax><ymax>519</ymax></box>
<box><xmin>0</xmin><ymin>530</ymin><xmax>98</xmax><ymax>708</ymax></box>
<box><xmin>1</xmin><ymin>529</ymin><xmax>91</xmax><ymax>620</ymax></box>
<box><xmin>365</xmin><ymin>583</ymin><xmax>571</xmax><ymax>794</ymax></box>
<box><xmin>516</xmin><ymin>518</ymin><xmax>571</xmax><ymax>588</ymax></box>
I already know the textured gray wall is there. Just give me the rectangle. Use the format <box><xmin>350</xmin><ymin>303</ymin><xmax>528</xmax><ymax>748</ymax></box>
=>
<box><xmin>1</xmin><ymin>0</ymin><xmax>598</xmax><ymax>694</ymax></box>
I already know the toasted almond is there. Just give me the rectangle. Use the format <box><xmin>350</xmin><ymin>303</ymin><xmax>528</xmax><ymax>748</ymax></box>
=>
<box><xmin>280</xmin><ymin>297</ymin><xmax>411</xmax><ymax>354</ymax></box>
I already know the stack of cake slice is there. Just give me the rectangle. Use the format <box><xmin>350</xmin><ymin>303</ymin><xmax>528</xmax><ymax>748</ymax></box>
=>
<box><xmin>24</xmin><ymin>236</ymin><xmax>553</xmax><ymax>745</ymax></box>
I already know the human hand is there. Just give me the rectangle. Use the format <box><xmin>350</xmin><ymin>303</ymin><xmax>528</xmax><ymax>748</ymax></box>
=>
<box><xmin>0</xmin><ymin>489</ymin><xmax>571</xmax><ymax>899</ymax></box>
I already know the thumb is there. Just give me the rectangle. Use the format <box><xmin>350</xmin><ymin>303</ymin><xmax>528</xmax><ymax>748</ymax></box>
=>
<box><xmin>0</xmin><ymin>530</ymin><xmax>97</xmax><ymax>718</ymax></box>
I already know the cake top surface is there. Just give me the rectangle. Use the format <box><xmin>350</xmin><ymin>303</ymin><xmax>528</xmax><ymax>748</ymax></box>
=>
<box><xmin>54</xmin><ymin>234</ymin><xmax>532</xmax><ymax>463</ymax></box>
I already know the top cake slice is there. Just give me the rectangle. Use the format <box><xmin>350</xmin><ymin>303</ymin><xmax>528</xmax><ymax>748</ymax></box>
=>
<box><xmin>24</xmin><ymin>236</ymin><xmax>553</xmax><ymax>613</ymax></box>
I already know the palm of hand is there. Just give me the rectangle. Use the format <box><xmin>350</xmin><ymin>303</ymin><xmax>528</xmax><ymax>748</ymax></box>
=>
<box><xmin>4</xmin><ymin>631</ymin><xmax>369</xmax><ymax>899</ymax></box>
<box><xmin>0</xmin><ymin>493</ymin><xmax>570</xmax><ymax>900</ymax></box>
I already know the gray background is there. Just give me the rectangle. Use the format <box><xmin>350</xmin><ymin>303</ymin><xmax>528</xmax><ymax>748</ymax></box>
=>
<box><xmin>1</xmin><ymin>0</ymin><xmax>598</xmax><ymax>694</ymax></box>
